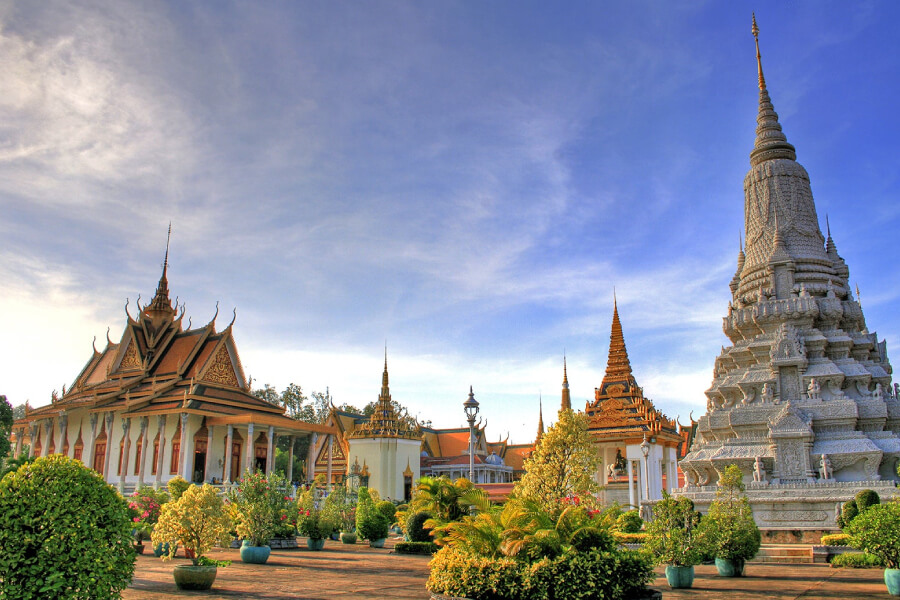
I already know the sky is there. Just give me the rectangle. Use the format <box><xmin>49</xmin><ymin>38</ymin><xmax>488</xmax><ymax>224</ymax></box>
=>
<box><xmin>2</xmin><ymin>1</ymin><xmax>900</xmax><ymax>444</ymax></box>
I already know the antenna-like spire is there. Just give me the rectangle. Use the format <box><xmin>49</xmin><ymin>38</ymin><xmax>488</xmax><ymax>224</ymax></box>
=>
<box><xmin>561</xmin><ymin>354</ymin><xmax>571</xmax><ymax>412</ymax></box>
<box><xmin>752</xmin><ymin>13</ymin><xmax>766</xmax><ymax>91</ymax></box>
<box><xmin>536</xmin><ymin>395</ymin><xmax>545</xmax><ymax>443</ymax></box>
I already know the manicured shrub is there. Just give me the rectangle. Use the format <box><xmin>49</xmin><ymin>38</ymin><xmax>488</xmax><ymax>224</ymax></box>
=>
<box><xmin>830</xmin><ymin>552</ymin><xmax>883</xmax><ymax>568</ymax></box>
<box><xmin>568</xmin><ymin>526</ymin><xmax>615</xmax><ymax>553</ymax></box>
<box><xmin>153</xmin><ymin>483</ymin><xmax>233</xmax><ymax>565</ymax></box>
<box><xmin>356</xmin><ymin>487</ymin><xmax>390</xmax><ymax>541</ymax></box>
<box><xmin>377</xmin><ymin>499</ymin><xmax>397</xmax><ymax>523</ymax></box>
<box><xmin>855</xmin><ymin>489</ymin><xmax>881</xmax><ymax>512</ymax></box>
<box><xmin>845</xmin><ymin>501</ymin><xmax>900</xmax><ymax>569</ymax></box>
<box><xmin>167</xmin><ymin>475</ymin><xmax>191</xmax><ymax>501</ymax></box>
<box><xmin>406</xmin><ymin>510</ymin><xmax>434</xmax><ymax>542</ymax></box>
<box><xmin>395</xmin><ymin>541</ymin><xmax>440</xmax><ymax>555</ymax></box>
<box><xmin>645</xmin><ymin>492</ymin><xmax>710</xmax><ymax>566</ymax></box>
<box><xmin>0</xmin><ymin>455</ymin><xmax>136</xmax><ymax>599</ymax></box>
<box><xmin>615</xmin><ymin>510</ymin><xmax>643</xmax><ymax>534</ymax></box>
<box><xmin>820</xmin><ymin>533</ymin><xmax>851</xmax><ymax>546</ymax></box>
<box><xmin>426</xmin><ymin>547</ymin><xmax>525</xmax><ymax>599</ymax></box>
<box><xmin>838</xmin><ymin>499</ymin><xmax>858</xmax><ymax>529</ymax></box>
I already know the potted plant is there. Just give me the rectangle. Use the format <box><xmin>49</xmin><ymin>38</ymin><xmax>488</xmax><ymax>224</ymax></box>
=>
<box><xmin>152</xmin><ymin>483</ymin><xmax>233</xmax><ymax>591</ymax></box>
<box><xmin>846</xmin><ymin>500</ymin><xmax>900</xmax><ymax>596</ymax></box>
<box><xmin>297</xmin><ymin>486</ymin><xmax>340</xmax><ymax>550</ymax></box>
<box><xmin>645</xmin><ymin>492</ymin><xmax>710</xmax><ymax>589</ymax></box>
<box><xmin>356</xmin><ymin>487</ymin><xmax>390</xmax><ymax>548</ymax></box>
<box><xmin>227</xmin><ymin>471</ymin><xmax>291</xmax><ymax>564</ymax></box>
<box><xmin>703</xmin><ymin>465</ymin><xmax>761</xmax><ymax>576</ymax></box>
<box><xmin>128</xmin><ymin>485</ymin><xmax>170</xmax><ymax>557</ymax></box>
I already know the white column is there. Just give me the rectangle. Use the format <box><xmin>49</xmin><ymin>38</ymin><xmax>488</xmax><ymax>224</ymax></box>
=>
<box><xmin>204</xmin><ymin>425</ymin><xmax>215</xmax><ymax>483</ymax></box>
<box><xmin>306</xmin><ymin>433</ymin><xmax>318</xmax><ymax>483</ymax></box>
<box><xmin>287</xmin><ymin>436</ymin><xmax>296</xmax><ymax>483</ymax></box>
<box><xmin>266</xmin><ymin>426</ymin><xmax>275</xmax><ymax>474</ymax></box>
<box><xmin>638</xmin><ymin>458</ymin><xmax>647</xmax><ymax>504</ymax></box>
<box><xmin>154</xmin><ymin>415</ymin><xmax>167</xmax><ymax>488</ymax></box>
<box><xmin>103</xmin><ymin>413</ymin><xmax>114</xmax><ymax>482</ymax></box>
<box><xmin>84</xmin><ymin>414</ymin><xmax>98</xmax><ymax>468</ymax></box>
<box><xmin>59</xmin><ymin>414</ymin><xmax>70</xmax><ymax>458</ymax></box>
<box><xmin>119</xmin><ymin>418</ymin><xmax>131</xmax><ymax>492</ymax></box>
<box><xmin>626</xmin><ymin>459</ymin><xmax>635</xmax><ymax>508</ymax></box>
<box><xmin>245</xmin><ymin>423</ymin><xmax>255</xmax><ymax>475</ymax></box>
<box><xmin>137</xmin><ymin>417</ymin><xmax>149</xmax><ymax>487</ymax></box>
<box><xmin>224</xmin><ymin>424</ymin><xmax>234</xmax><ymax>484</ymax></box>
<box><xmin>41</xmin><ymin>420</ymin><xmax>51</xmax><ymax>457</ymax></box>
<box><xmin>179</xmin><ymin>413</ymin><xmax>190</xmax><ymax>480</ymax></box>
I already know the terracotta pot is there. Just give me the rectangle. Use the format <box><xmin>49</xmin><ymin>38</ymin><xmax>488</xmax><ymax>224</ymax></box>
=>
<box><xmin>173</xmin><ymin>565</ymin><xmax>217</xmax><ymax>591</ymax></box>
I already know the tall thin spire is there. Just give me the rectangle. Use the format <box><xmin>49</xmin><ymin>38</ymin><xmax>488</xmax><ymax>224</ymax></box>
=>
<box><xmin>146</xmin><ymin>224</ymin><xmax>175</xmax><ymax>318</ymax></box>
<box><xmin>381</xmin><ymin>345</ymin><xmax>390</xmax><ymax>397</ymax></box>
<box><xmin>749</xmin><ymin>14</ymin><xmax>796</xmax><ymax>167</ymax></box>
<box><xmin>601</xmin><ymin>298</ymin><xmax>635</xmax><ymax>387</ymax></box>
<box><xmin>561</xmin><ymin>355</ymin><xmax>571</xmax><ymax>411</ymax></box>
<box><xmin>536</xmin><ymin>396</ymin><xmax>544</xmax><ymax>444</ymax></box>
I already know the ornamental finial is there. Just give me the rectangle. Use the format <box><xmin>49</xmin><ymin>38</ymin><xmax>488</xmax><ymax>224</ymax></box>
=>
<box><xmin>752</xmin><ymin>13</ymin><xmax>766</xmax><ymax>91</ymax></box>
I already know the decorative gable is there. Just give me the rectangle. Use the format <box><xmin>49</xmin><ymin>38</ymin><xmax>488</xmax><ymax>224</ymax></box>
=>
<box><xmin>118</xmin><ymin>338</ymin><xmax>142</xmax><ymax>371</ymax></box>
<box><xmin>201</xmin><ymin>344</ymin><xmax>240</xmax><ymax>387</ymax></box>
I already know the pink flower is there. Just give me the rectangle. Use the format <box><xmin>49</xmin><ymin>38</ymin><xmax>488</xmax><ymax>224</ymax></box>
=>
<box><xmin>281</xmin><ymin>515</ymin><xmax>287</xmax><ymax>521</ymax></box>
<box><xmin>133</xmin><ymin>517</ymin><xmax>140</xmax><ymax>523</ymax></box>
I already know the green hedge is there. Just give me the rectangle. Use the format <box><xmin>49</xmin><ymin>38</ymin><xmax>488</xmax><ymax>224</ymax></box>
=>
<box><xmin>613</xmin><ymin>532</ymin><xmax>648</xmax><ymax>544</ymax></box>
<box><xmin>406</xmin><ymin>510</ymin><xmax>434</xmax><ymax>543</ymax></box>
<box><xmin>395</xmin><ymin>541</ymin><xmax>439</xmax><ymax>555</ymax></box>
<box><xmin>427</xmin><ymin>546</ymin><xmax>655</xmax><ymax>600</ymax></box>
<box><xmin>830</xmin><ymin>552</ymin><xmax>883</xmax><ymax>568</ymax></box>
<box><xmin>0</xmin><ymin>455</ymin><xmax>136</xmax><ymax>599</ymax></box>
<box><xmin>820</xmin><ymin>533</ymin><xmax>851</xmax><ymax>546</ymax></box>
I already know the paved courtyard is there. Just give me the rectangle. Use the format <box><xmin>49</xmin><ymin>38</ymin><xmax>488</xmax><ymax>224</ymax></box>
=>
<box><xmin>123</xmin><ymin>541</ymin><xmax>892</xmax><ymax>599</ymax></box>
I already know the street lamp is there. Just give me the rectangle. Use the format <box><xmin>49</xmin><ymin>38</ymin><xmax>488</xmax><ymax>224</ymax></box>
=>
<box><xmin>640</xmin><ymin>433</ymin><xmax>651</xmax><ymax>503</ymax></box>
<box><xmin>464</xmin><ymin>386</ymin><xmax>480</xmax><ymax>482</ymax></box>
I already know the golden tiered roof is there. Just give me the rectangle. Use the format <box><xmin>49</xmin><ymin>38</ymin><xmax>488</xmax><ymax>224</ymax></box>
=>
<box><xmin>347</xmin><ymin>352</ymin><xmax>421</xmax><ymax>440</ymax></box>
<box><xmin>586</xmin><ymin>301</ymin><xmax>682</xmax><ymax>446</ymax></box>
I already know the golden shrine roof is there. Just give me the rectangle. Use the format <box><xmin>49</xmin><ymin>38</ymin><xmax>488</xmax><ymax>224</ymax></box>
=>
<box><xmin>347</xmin><ymin>353</ymin><xmax>420</xmax><ymax>440</ymax></box>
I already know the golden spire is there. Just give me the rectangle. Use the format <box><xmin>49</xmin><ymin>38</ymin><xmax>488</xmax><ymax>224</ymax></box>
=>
<box><xmin>561</xmin><ymin>355</ymin><xmax>571</xmax><ymax>411</ymax></box>
<box><xmin>752</xmin><ymin>13</ymin><xmax>766</xmax><ymax>91</ymax></box>
<box><xmin>536</xmin><ymin>396</ymin><xmax>544</xmax><ymax>444</ymax></box>
<box><xmin>600</xmin><ymin>296</ymin><xmax>636</xmax><ymax>389</ymax></box>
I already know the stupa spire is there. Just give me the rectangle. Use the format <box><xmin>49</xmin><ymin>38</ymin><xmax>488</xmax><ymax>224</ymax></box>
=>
<box><xmin>749</xmin><ymin>15</ymin><xmax>796</xmax><ymax>167</ymax></box>
<box><xmin>536</xmin><ymin>396</ymin><xmax>544</xmax><ymax>443</ymax></box>
<box><xmin>148</xmin><ymin>223</ymin><xmax>174</xmax><ymax>313</ymax></box>
<box><xmin>601</xmin><ymin>296</ymin><xmax>635</xmax><ymax>389</ymax></box>
<box><xmin>561</xmin><ymin>355</ymin><xmax>571</xmax><ymax>411</ymax></box>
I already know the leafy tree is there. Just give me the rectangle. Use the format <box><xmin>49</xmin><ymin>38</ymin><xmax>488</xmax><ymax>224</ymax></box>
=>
<box><xmin>846</xmin><ymin>501</ymin><xmax>900</xmax><ymax>569</ymax></box>
<box><xmin>0</xmin><ymin>396</ymin><xmax>12</xmax><ymax>462</ymax></box>
<box><xmin>644</xmin><ymin>492</ymin><xmax>709</xmax><ymax>567</ymax></box>
<box><xmin>512</xmin><ymin>409</ymin><xmax>600</xmax><ymax>513</ymax></box>
<box><xmin>12</xmin><ymin>403</ymin><xmax>26</xmax><ymax>420</ymax></box>
<box><xmin>254</xmin><ymin>384</ymin><xmax>281</xmax><ymax>407</ymax></box>
<box><xmin>702</xmin><ymin>465</ymin><xmax>760</xmax><ymax>562</ymax></box>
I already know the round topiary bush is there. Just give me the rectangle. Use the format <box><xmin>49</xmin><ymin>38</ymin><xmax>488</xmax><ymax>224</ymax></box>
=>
<box><xmin>855</xmin><ymin>489</ymin><xmax>881</xmax><ymax>512</ymax></box>
<box><xmin>0</xmin><ymin>454</ymin><xmax>135</xmax><ymax>598</ymax></box>
<box><xmin>376</xmin><ymin>500</ymin><xmax>397</xmax><ymax>523</ymax></box>
<box><xmin>839</xmin><ymin>499</ymin><xmax>859</xmax><ymax>529</ymax></box>
<box><xmin>406</xmin><ymin>510</ymin><xmax>434</xmax><ymax>543</ymax></box>
<box><xmin>615</xmin><ymin>510</ymin><xmax>643</xmax><ymax>534</ymax></box>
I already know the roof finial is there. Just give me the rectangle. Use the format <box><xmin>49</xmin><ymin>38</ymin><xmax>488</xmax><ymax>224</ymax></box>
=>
<box><xmin>164</xmin><ymin>222</ymin><xmax>171</xmax><ymax>276</ymax></box>
<box><xmin>752</xmin><ymin>13</ymin><xmax>766</xmax><ymax>91</ymax></box>
<box><xmin>856</xmin><ymin>283</ymin><xmax>861</xmax><ymax>307</ymax></box>
<box><xmin>826</xmin><ymin>214</ymin><xmax>832</xmax><ymax>239</ymax></box>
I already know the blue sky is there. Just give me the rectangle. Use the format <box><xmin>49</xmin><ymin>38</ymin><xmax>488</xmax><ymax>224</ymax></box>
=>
<box><xmin>2</xmin><ymin>1</ymin><xmax>900</xmax><ymax>443</ymax></box>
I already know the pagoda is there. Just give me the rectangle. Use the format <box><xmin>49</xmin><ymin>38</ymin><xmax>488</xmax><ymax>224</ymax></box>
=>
<box><xmin>584</xmin><ymin>301</ymin><xmax>685</xmax><ymax>509</ymax></box>
<box><xmin>678</xmin><ymin>16</ymin><xmax>900</xmax><ymax>530</ymax></box>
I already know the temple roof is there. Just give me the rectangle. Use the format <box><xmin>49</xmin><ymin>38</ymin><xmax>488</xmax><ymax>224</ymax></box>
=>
<box><xmin>347</xmin><ymin>351</ymin><xmax>421</xmax><ymax>440</ymax></box>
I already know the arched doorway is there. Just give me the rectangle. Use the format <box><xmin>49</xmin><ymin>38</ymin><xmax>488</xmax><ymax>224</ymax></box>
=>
<box><xmin>230</xmin><ymin>430</ymin><xmax>243</xmax><ymax>481</ymax></box>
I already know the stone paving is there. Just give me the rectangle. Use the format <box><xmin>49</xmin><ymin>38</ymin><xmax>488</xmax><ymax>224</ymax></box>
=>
<box><xmin>123</xmin><ymin>541</ymin><xmax>892</xmax><ymax>599</ymax></box>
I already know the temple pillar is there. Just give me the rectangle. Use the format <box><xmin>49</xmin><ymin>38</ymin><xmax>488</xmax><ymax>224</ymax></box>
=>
<box><xmin>28</xmin><ymin>423</ymin><xmax>38</xmax><ymax>458</ymax></box>
<box><xmin>224</xmin><ymin>424</ymin><xmax>234</xmax><ymax>484</ymax></box>
<box><xmin>58</xmin><ymin>414</ymin><xmax>70</xmax><ymax>458</ymax></box>
<box><xmin>307</xmin><ymin>433</ymin><xmax>318</xmax><ymax>483</ymax></box>
<box><xmin>137</xmin><ymin>417</ymin><xmax>149</xmax><ymax>487</ymax></box>
<box><xmin>154</xmin><ymin>414</ymin><xmax>167</xmax><ymax>489</ymax></box>
<box><xmin>102</xmin><ymin>413</ymin><xmax>114</xmax><ymax>481</ymax></box>
<box><xmin>266</xmin><ymin>426</ymin><xmax>275</xmax><ymax>474</ymax></box>
<box><xmin>245</xmin><ymin>423</ymin><xmax>255</xmax><ymax>475</ymax></box>
<box><xmin>14</xmin><ymin>429</ymin><xmax>22</xmax><ymax>458</ymax></box>
<box><xmin>41</xmin><ymin>420</ymin><xmax>51</xmax><ymax>457</ymax></box>
<box><xmin>83</xmin><ymin>414</ymin><xmax>98</xmax><ymax>469</ymax></box>
<box><xmin>326</xmin><ymin>434</ymin><xmax>333</xmax><ymax>491</ymax></box>
<box><xmin>626</xmin><ymin>459</ymin><xmax>635</xmax><ymax>508</ymax></box>
<box><xmin>204</xmin><ymin>425</ymin><xmax>215</xmax><ymax>483</ymax></box>
<box><xmin>119</xmin><ymin>417</ymin><xmax>131</xmax><ymax>492</ymax></box>
<box><xmin>179</xmin><ymin>413</ymin><xmax>190</xmax><ymax>481</ymax></box>
<box><xmin>287</xmin><ymin>436</ymin><xmax>296</xmax><ymax>483</ymax></box>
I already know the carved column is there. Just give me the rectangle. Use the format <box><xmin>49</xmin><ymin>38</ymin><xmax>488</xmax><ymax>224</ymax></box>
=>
<box><xmin>245</xmin><ymin>422</ymin><xmax>255</xmax><ymax>475</ymax></box>
<box><xmin>41</xmin><ymin>420</ymin><xmax>52</xmax><ymax>457</ymax></box>
<box><xmin>626</xmin><ymin>459</ymin><xmax>635</xmax><ymax>509</ymax></box>
<box><xmin>286</xmin><ymin>436</ymin><xmax>296</xmax><ymax>483</ymax></box>
<box><xmin>266</xmin><ymin>426</ymin><xmax>275</xmax><ymax>474</ymax></box>
<box><xmin>84</xmin><ymin>413</ymin><xmax>98</xmax><ymax>469</ymax></box>
<box><xmin>119</xmin><ymin>418</ymin><xmax>131</xmax><ymax>492</ymax></box>
<box><xmin>137</xmin><ymin>417</ymin><xmax>149</xmax><ymax>487</ymax></box>
<box><xmin>154</xmin><ymin>414</ymin><xmax>167</xmax><ymax>489</ymax></box>
<box><xmin>28</xmin><ymin>423</ymin><xmax>38</xmax><ymax>458</ymax></box>
<box><xmin>179</xmin><ymin>413</ymin><xmax>189</xmax><ymax>481</ymax></box>
<box><xmin>306</xmin><ymin>433</ymin><xmax>318</xmax><ymax>483</ymax></box>
<box><xmin>326</xmin><ymin>434</ymin><xmax>333</xmax><ymax>491</ymax></box>
<box><xmin>58</xmin><ymin>414</ymin><xmax>69</xmax><ymax>458</ymax></box>
<box><xmin>224</xmin><ymin>424</ymin><xmax>234</xmax><ymax>484</ymax></box>
<box><xmin>14</xmin><ymin>428</ymin><xmax>22</xmax><ymax>458</ymax></box>
<box><xmin>204</xmin><ymin>425</ymin><xmax>215</xmax><ymax>483</ymax></box>
<box><xmin>103</xmin><ymin>412</ymin><xmax>114</xmax><ymax>482</ymax></box>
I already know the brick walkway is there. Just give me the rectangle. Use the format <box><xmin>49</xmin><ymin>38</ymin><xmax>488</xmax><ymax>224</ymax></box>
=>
<box><xmin>123</xmin><ymin>541</ymin><xmax>892</xmax><ymax>599</ymax></box>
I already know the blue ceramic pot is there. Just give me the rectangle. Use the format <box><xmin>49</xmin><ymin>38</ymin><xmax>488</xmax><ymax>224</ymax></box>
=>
<box><xmin>307</xmin><ymin>537</ymin><xmax>326</xmax><ymax>550</ymax></box>
<box><xmin>369</xmin><ymin>538</ymin><xmax>386</xmax><ymax>548</ymax></box>
<box><xmin>715</xmin><ymin>557</ymin><xmax>745</xmax><ymax>577</ymax></box>
<box><xmin>665</xmin><ymin>565</ymin><xmax>694</xmax><ymax>589</ymax></box>
<box><xmin>153</xmin><ymin>542</ymin><xmax>177</xmax><ymax>558</ymax></box>
<box><xmin>885</xmin><ymin>568</ymin><xmax>900</xmax><ymax>596</ymax></box>
<box><xmin>240</xmin><ymin>540</ymin><xmax>271</xmax><ymax>564</ymax></box>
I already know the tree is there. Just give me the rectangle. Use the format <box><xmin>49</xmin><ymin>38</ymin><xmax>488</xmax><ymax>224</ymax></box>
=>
<box><xmin>702</xmin><ymin>465</ymin><xmax>760</xmax><ymax>563</ymax></box>
<box><xmin>12</xmin><ymin>403</ymin><xmax>26</xmax><ymax>421</ymax></box>
<box><xmin>0</xmin><ymin>396</ymin><xmax>12</xmax><ymax>462</ymax></box>
<box><xmin>512</xmin><ymin>409</ymin><xmax>600</xmax><ymax>513</ymax></box>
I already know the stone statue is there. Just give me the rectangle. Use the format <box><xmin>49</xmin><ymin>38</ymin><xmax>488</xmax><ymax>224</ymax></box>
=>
<box><xmin>607</xmin><ymin>449</ymin><xmax>627</xmax><ymax>481</ymax></box>
<box><xmin>761</xmin><ymin>383</ymin><xmax>774</xmax><ymax>404</ymax></box>
<box><xmin>807</xmin><ymin>378</ymin><xmax>821</xmax><ymax>400</ymax></box>
<box><xmin>873</xmin><ymin>383</ymin><xmax>884</xmax><ymax>402</ymax></box>
<box><xmin>820</xmin><ymin>454</ymin><xmax>831</xmax><ymax>480</ymax></box>
<box><xmin>753</xmin><ymin>456</ymin><xmax>767</xmax><ymax>483</ymax></box>
<box><xmin>827</xmin><ymin>379</ymin><xmax>845</xmax><ymax>400</ymax></box>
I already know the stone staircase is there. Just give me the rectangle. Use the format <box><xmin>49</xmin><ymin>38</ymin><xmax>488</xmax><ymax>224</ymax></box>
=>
<box><xmin>750</xmin><ymin>544</ymin><xmax>814</xmax><ymax>564</ymax></box>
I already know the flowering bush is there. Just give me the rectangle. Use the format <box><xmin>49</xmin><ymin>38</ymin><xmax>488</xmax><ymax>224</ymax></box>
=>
<box><xmin>227</xmin><ymin>471</ymin><xmax>294</xmax><ymax>546</ymax></box>
<box><xmin>296</xmin><ymin>487</ymin><xmax>341</xmax><ymax>540</ymax></box>
<box><xmin>128</xmin><ymin>485</ymin><xmax>170</xmax><ymax>541</ymax></box>
<box><xmin>152</xmin><ymin>483</ymin><xmax>232</xmax><ymax>565</ymax></box>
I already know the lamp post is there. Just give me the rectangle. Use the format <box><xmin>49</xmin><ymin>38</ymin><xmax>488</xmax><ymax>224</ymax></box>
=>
<box><xmin>640</xmin><ymin>433</ymin><xmax>651</xmax><ymax>502</ymax></box>
<box><xmin>463</xmin><ymin>386</ymin><xmax>480</xmax><ymax>483</ymax></box>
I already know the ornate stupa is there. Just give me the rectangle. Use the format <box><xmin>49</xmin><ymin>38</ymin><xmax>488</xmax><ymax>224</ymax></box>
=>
<box><xmin>678</xmin><ymin>16</ymin><xmax>900</xmax><ymax>530</ymax></box>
